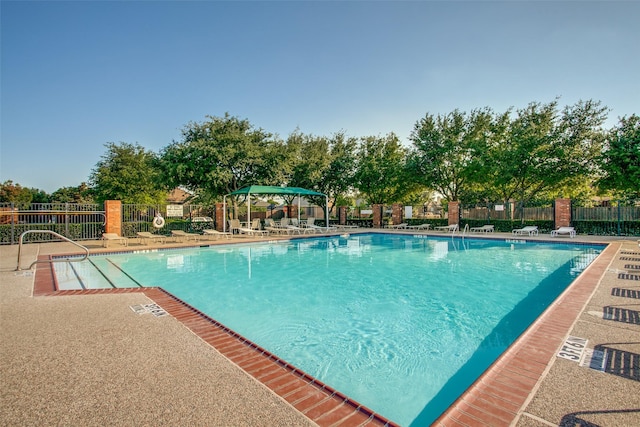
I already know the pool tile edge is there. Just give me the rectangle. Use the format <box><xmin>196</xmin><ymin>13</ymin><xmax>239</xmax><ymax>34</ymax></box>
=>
<box><xmin>433</xmin><ymin>242</ymin><xmax>620</xmax><ymax>427</ymax></box>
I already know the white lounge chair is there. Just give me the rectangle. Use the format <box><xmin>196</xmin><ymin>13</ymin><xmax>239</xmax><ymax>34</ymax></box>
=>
<box><xmin>281</xmin><ymin>218</ymin><xmax>307</xmax><ymax>235</ymax></box>
<box><xmin>512</xmin><ymin>226</ymin><xmax>538</xmax><ymax>236</ymax></box>
<box><xmin>551</xmin><ymin>226</ymin><xmax>576</xmax><ymax>238</ymax></box>
<box><xmin>303</xmin><ymin>217</ymin><xmax>338</xmax><ymax>233</ymax></box>
<box><xmin>264</xmin><ymin>218</ymin><xmax>291</xmax><ymax>235</ymax></box>
<box><xmin>136</xmin><ymin>231</ymin><xmax>166</xmax><ymax>244</ymax></box>
<box><xmin>386</xmin><ymin>223</ymin><xmax>408</xmax><ymax>229</ymax></box>
<box><xmin>202</xmin><ymin>229</ymin><xmax>232</xmax><ymax>240</ymax></box>
<box><xmin>171</xmin><ymin>230</ymin><xmax>200</xmax><ymax>242</ymax></box>
<box><xmin>434</xmin><ymin>224</ymin><xmax>458</xmax><ymax>233</ymax></box>
<box><xmin>102</xmin><ymin>233</ymin><xmax>128</xmax><ymax>247</ymax></box>
<box><xmin>469</xmin><ymin>225</ymin><xmax>494</xmax><ymax>233</ymax></box>
<box><xmin>229</xmin><ymin>219</ymin><xmax>268</xmax><ymax>237</ymax></box>
<box><xmin>406</xmin><ymin>223</ymin><xmax>431</xmax><ymax>231</ymax></box>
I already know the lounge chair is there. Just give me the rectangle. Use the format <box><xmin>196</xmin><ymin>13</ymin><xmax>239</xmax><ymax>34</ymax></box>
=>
<box><xmin>264</xmin><ymin>218</ymin><xmax>291</xmax><ymax>235</ymax></box>
<box><xmin>102</xmin><ymin>233</ymin><xmax>128</xmax><ymax>247</ymax></box>
<box><xmin>512</xmin><ymin>226</ymin><xmax>538</xmax><ymax>236</ymax></box>
<box><xmin>202</xmin><ymin>229</ymin><xmax>232</xmax><ymax>240</ymax></box>
<box><xmin>279</xmin><ymin>218</ymin><xmax>307</xmax><ymax>235</ymax></box>
<box><xmin>171</xmin><ymin>230</ymin><xmax>200</xmax><ymax>242</ymax></box>
<box><xmin>136</xmin><ymin>231</ymin><xmax>166</xmax><ymax>244</ymax></box>
<box><xmin>386</xmin><ymin>223</ymin><xmax>408</xmax><ymax>229</ymax></box>
<box><xmin>288</xmin><ymin>218</ymin><xmax>317</xmax><ymax>234</ymax></box>
<box><xmin>303</xmin><ymin>217</ymin><xmax>338</xmax><ymax>233</ymax></box>
<box><xmin>406</xmin><ymin>223</ymin><xmax>431</xmax><ymax>231</ymax></box>
<box><xmin>229</xmin><ymin>219</ymin><xmax>268</xmax><ymax>237</ymax></box>
<box><xmin>551</xmin><ymin>226</ymin><xmax>576</xmax><ymax>238</ymax></box>
<box><xmin>434</xmin><ymin>224</ymin><xmax>458</xmax><ymax>233</ymax></box>
<box><xmin>469</xmin><ymin>225</ymin><xmax>494</xmax><ymax>233</ymax></box>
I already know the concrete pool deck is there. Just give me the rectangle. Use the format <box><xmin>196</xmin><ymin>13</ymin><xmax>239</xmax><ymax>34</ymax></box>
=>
<box><xmin>1</xmin><ymin>231</ymin><xmax>638</xmax><ymax>426</ymax></box>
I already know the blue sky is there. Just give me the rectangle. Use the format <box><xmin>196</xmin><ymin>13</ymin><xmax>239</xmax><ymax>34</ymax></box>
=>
<box><xmin>1</xmin><ymin>1</ymin><xmax>638</xmax><ymax>193</ymax></box>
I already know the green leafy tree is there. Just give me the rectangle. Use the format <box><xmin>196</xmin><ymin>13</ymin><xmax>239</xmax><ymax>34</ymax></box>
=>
<box><xmin>89</xmin><ymin>142</ymin><xmax>166</xmax><ymax>204</ymax></box>
<box><xmin>159</xmin><ymin>114</ymin><xmax>286</xmax><ymax>203</ymax></box>
<box><xmin>286</xmin><ymin>131</ymin><xmax>357</xmax><ymax>213</ymax></box>
<box><xmin>489</xmin><ymin>100</ymin><xmax>607</xmax><ymax>210</ymax></box>
<box><xmin>51</xmin><ymin>183</ymin><xmax>94</xmax><ymax>203</ymax></box>
<box><xmin>0</xmin><ymin>181</ymin><xmax>52</xmax><ymax>206</ymax></box>
<box><xmin>598</xmin><ymin>114</ymin><xmax>640</xmax><ymax>200</ymax></box>
<box><xmin>408</xmin><ymin>109</ymin><xmax>494</xmax><ymax>202</ymax></box>
<box><xmin>355</xmin><ymin>133</ymin><xmax>413</xmax><ymax>204</ymax></box>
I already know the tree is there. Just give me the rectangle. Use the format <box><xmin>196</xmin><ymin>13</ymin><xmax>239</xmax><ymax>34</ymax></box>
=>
<box><xmin>89</xmin><ymin>142</ymin><xmax>166</xmax><ymax>204</ymax></box>
<box><xmin>598</xmin><ymin>114</ymin><xmax>640</xmax><ymax>200</ymax></box>
<box><xmin>0</xmin><ymin>180</ymin><xmax>51</xmax><ymax>205</ymax></box>
<box><xmin>159</xmin><ymin>114</ymin><xmax>286</xmax><ymax>203</ymax></box>
<box><xmin>408</xmin><ymin>109</ymin><xmax>494</xmax><ymax>202</ymax></box>
<box><xmin>286</xmin><ymin>131</ymin><xmax>358</xmax><ymax>213</ymax></box>
<box><xmin>354</xmin><ymin>133</ymin><xmax>413</xmax><ymax>204</ymax></box>
<box><xmin>50</xmin><ymin>183</ymin><xmax>94</xmax><ymax>203</ymax></box>
<box><xmin>0</xmin><ymin>180</ymin><xmax>35</xmax><ymax>204</ymax></box>
<box><xmin>489</xmin><ymin>100</ymin><xmax>607</xmax><ymax>210</ymax></box>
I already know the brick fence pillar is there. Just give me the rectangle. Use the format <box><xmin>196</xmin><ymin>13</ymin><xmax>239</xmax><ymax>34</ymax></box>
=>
<box><xmin>372</xmin><ymin>204</ymin><xmax>383</xmax><ymax>228</ymax></box>
<box><xmin>392</xmin><ymin>203</ymin><xmax>403</xmax><ymax>225</ymax></box>
<box><xmin>555</xmin><ymin>198</ymin><xmax>572</xmax><ymax>228</ymax></box>
<box><xmin>104</xmin><ymin>200</ymin><xmax>122</xmax><ymax>235</ymax></box>
<box><xmin>448</xmin><ymin>201</ymin><xmax>460</xmax><ymax>226</ymax></box>
<box><xmin>338</xmin><ymin>206</ymin><xmax>347</xmax><ymax>225</ymax></box>
<box><xmin>289</xmin><ymin>205</ymin><xmax>298</xmax><ymax>219</ymax></box>
<box><xmin>215</xmin><ymin>203</ymin><xmax>225</xmax><ymax>232</ymax></box>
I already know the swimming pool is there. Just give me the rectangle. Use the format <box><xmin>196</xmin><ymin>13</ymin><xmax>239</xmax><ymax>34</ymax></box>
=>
<box><xmin>54</xmin><ymin>234</ymin><xmax>602</xmax><ymax>425</ymax></box>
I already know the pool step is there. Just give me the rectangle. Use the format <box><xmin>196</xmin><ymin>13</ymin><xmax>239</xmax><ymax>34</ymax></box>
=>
<box><xmin>54</xmin><ymin>258</ymin><xmax>142</xmax><ymax>290</ymax></box>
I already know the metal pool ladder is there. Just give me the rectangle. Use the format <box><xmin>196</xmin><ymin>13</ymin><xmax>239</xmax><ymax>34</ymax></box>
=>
<box><xmin>16</xmin><ymin>230</ymin><xmax>89</xmax><ymax>271</ymax></box>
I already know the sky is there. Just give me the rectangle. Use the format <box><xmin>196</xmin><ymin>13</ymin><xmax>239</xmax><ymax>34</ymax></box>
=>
<box><xmin>1</xmin><ymin>0</ymin><xmax>639</xmax><ymax>194</ymax></box>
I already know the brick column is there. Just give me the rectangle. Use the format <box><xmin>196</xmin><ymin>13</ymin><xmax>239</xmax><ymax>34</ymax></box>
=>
<box><xmin>338</xmin><ymin>206</ymin><xmax>347</xmax><ymax>225</ymax></box>
<box><xmin>215</xmin><ymin>203</ymin><xmax>225</xmax><ymax>232</ymax></box>
<box><xmin>372</xmin><ymin>204</ymin><xmax>383</xmax><ymax>228</ymax></box>
<box><xmin>392</xmin><ymin>203</ymin><xmax>403</xmax><ymax>225</ymax></box>
<box><xmin>289</xmin><ymin>205</ymin><xmax>298</xmax><ymax>219</ymax></box>
<box><xmin>104</xmin><ymin>200</ymin><xmax>122</xmax><ymax>235</ymax></box>
<box><xmin>448</xmin><ymin>201</ymin><xmax>460</xmax><ymax>226</ymax></box>
<box><xmin>555</xmin><ymin>198</ymin><xmax>572</xmax><ymax>228</ymax></box>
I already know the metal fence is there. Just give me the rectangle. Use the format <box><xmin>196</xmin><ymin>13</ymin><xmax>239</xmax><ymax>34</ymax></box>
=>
<box><xmin>573</xmin><ymin>205</ymin><xmax>640</xmax><ymax>236</ymax></box>
<box><xmin>121</xmin><ymin>204</ymin><xmax>217</xmax><ymax>236</ymax></box>
<box><xmin>3</xmin><ymin>200</ymin><xmax>638</xmax><ymax>244</ymax></box>
<box><xmin>0</xmin><ymin>203</ymin><xmax>104</xmax><ymax>244</ymax></box>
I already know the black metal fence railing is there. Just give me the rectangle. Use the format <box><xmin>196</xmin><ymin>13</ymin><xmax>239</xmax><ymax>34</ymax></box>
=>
<box><xmin>573</xmin><ymin>205</ymin><xmax>640</xmax><ymax>236</ymax></box>
<box><xmin>0</xmin><ymin>203</ymin><xmax>104</xmax><ymax>244</ymax></box>
<box><xmin>3</xmin><ymin>201</ymin><xmax>638</xmax><ymax>244</ymax></box>
<box><xmin>121</xmin><ymin>204</ymin><xmax>217</xmax><ymax>236</ymax></box>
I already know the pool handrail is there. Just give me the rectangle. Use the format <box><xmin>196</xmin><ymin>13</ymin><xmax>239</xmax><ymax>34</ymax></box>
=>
<box><xmin>16</xmin><ymin>230</ymin><xmax>89</xmax><ymax>271</ymax></box>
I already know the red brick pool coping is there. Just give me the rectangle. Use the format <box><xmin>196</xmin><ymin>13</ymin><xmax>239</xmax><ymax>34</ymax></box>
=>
<box><xmin>32</xmin><ymin>241</ymin><xmax>619</xmax><ymax>427</ymax></box>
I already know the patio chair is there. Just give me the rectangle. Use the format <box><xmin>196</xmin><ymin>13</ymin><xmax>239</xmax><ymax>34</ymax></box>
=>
<box><xmin>102</xmin><ymin>233</ymin><xmax>128</xmax><ymax>247</ymax></box>
<box><xmin>171</xmin><ymin>230</ymin><xmax>200</xmax><ymax>242</ymax></box>
<box><xmin>136</xmin><ymin>231</ymin><xmax>166</xmax><ymax>244</ymax></box>
<box><xmin>469</xmin><ymin>225</ymin><xmax>494</xmax><ymax>233</ymax></box>
<box><xmin>551</xmin><ymin>226</ymin><xmax>576</xmax><ymax>238</ymax></box>
<box><xmin>434</xmin><ymin>224</ymin><xmax>458</xmax><ymax>233</ymax></box>
<box><xmin>512</xmin><ymin>226</ymin><xmax>538</xmax><ymax>236</ymax></box>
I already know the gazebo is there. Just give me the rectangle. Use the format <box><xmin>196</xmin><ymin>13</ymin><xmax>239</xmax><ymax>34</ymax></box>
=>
<box><xmin>222</xmin><ymin>185</ymin><xmax>329</xmax><ymax>232</ymax></box>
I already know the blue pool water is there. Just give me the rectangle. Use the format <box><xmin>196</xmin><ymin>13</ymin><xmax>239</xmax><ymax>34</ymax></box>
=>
<box><xmin>55</xmin><ymin>234</ymin><xmax>602</xmax><ymax>425</ymax></box>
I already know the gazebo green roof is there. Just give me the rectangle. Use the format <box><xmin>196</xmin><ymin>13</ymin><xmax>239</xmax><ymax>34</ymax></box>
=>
<box><xmin>229</xmin><ymin>185</ymin><xmax>325</xmax><ymax>197</ymax></box>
